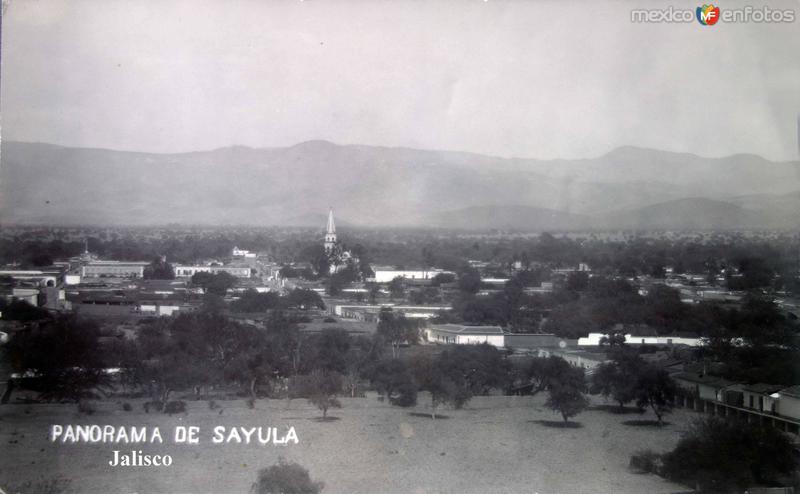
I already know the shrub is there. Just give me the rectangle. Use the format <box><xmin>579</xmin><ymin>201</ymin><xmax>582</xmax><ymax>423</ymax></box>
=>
<box><xmin>251</xmin><ymin>458</ymin><xmax>323</xmax><ymax>494</ymax></box>
<box><xmin>208</xmin><ymin>399</ymin><xmax>220</xmax><ymax>410</ymax></box>
<box><xmin>121</xmin><ymin>402</ymin><xmax>133</xmax><ymax>412</ymax></box>
<box><xmin>164</xmin><ymin>400</ymin><xmax>187</xmax><ymax>415</ymax></box>
<box><xmin>246</xmin><ymin>397</ymin><xmax>256</xmax><ymax>409</ymax></box>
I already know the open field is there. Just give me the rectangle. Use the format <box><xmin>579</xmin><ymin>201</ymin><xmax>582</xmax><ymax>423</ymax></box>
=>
<box><xmin>0</xmin><ymin>394</ymin><xmax>692</xmax><ymax>494</ymax></box>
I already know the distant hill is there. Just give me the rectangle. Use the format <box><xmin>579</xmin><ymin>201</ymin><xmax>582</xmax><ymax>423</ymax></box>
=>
<box><xmin>429</xmin><ymin>205</ymin><xmax>589</xmax><ymax>231</ymax></box>
<box><xmin>1</xmin><ymin>140</ymin><xmax>798</xmax><ymax>230</ymax></box>
<box><xmin>596</xmin><ymin>198</ymin><xmax>790</xmax><ymax>230</ymax></box>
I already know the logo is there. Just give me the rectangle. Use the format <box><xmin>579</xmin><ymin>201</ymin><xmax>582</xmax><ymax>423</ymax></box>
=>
<box><xmin>697</xmin><ymin>4</ymin><xmax>721</xmax><ymax>25</ymax></box>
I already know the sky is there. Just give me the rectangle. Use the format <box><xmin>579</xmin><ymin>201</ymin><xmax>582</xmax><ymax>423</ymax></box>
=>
<box><xmin>1</xmin><ymin>0</ymin><xmax>799</xmax><ymax>161</ymax></box>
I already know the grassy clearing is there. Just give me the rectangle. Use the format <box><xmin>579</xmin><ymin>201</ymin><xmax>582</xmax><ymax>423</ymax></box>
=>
<box><xmin>0</xmin><ymin>394</ymin><xmax>690</xmax><ymax>493</ymax></box>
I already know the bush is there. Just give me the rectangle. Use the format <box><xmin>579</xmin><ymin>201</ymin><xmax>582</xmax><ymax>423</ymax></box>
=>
<box><xmin>251</xmin><ymin>458</ymin><xmax>323</xmax><ymax>494</ymax></box>
<box><xmin>208</xmin><ymin>399</ymin><xmax>220</xmax><ymax>410</ymax></box>
<box><xmin>246</xmin><ymin>397</ymin><xmax>255</xmax><ymax>409</ymax></box>
<box><xmin>164</xmin><ymin>400</ymin><xmax>187</xmax><ymax>415</ymax></box>
<box><xmin>77</xmin><ymin>400</ymin><xmax>96</xmax><ymax>415</ymax></box>
<box><xmin>121</xmin><ymin>402</ymin><xmax>133</xmax><ymax>412</ymax></box>
<box><xmin>323</xmin><ymin>317</ymin><xmax>336</xmax><ymax>323</ymax></box>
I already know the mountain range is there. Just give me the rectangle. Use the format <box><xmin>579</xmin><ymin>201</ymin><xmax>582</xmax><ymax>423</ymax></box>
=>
<box><xmin>1</xmin><ymin>140</ymin><xmax>798</xmax><ymax>230</ymax></box>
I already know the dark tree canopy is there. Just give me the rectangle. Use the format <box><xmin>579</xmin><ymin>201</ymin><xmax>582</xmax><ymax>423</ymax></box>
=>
<box><xmin>143</xmin><ymin>257</ymin><xmax>175</xmax><ymax>280</ymax></box>
<box><xmin>0</xmin><ymin>299</ymin><xmax>51</xmax><ymax>322</ymax></box>
<box><xmin>661</xmin><ymin>418</ymin><xmax>797</xmax><ymax>493</ymax></box>
<box><xmin>544</xmin><ymin>361</ymin><xmax>590</xmax><ymax>423</ymax></box>
<box><xmin>634</xmin><ymin>366</ymin><xmax>676</xmax><ymax>425</ymax></box>
<box><xmin>376</xmin><ymin>309</ymin><xmax>420</xmax><ymax>358</ymax></box>
<box><xmin>252</xmin><ymin>458</ymin><xmax>324</xmax><ymax>494</ymax></box>
<box><xmin>368</xmin><ymin>358</ymin><xmax>418</xmax><ymax>407</ymax></box>
<box><xmin>3</xmin><ymin>315</ymin><xmax>109</xmax><ymax>402</ymax></box>
<box><xmin>191</xmin><ymin>271</ymin><xmax>237</xmax><ymax>296</ymax></box>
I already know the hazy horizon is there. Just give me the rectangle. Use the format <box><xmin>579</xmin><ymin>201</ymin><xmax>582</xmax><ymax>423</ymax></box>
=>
<box><xmin>3</xmin><ymin>139</ymin><xmax>798</xmax><ymax>164</ymax></box>
<box><xmin>2</xmin><ymin>0</ymin><xmax>799</xmax><ymax>161</ymax></box>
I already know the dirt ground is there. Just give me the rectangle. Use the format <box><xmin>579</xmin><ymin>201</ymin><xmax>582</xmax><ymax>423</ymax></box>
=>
<box><xmin>0</xmin><ymin>394</ymin><xmax>693</xmax><ymax>494</ymax></box>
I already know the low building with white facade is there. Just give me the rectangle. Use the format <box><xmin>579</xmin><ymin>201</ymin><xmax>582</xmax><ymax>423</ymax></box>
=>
<box><xmin>578</xmin><ymin>332</ymin><xmax>704</xmax><ymax>347</ymax></box>
<box><xmin>173</xmin><ymin>265</ymin><xmax>251</xmax><ymax>278</ymax></box>
<box><xmin>425</xmin><ymin>324</ymin><xmax>505</xmax><ymax>347</ymax></box>
<box><xmin>370</xmin><ymin>267</ymin><xmax>454</xmax><ymax>283</ymax></box>
<box><xmin>81</xmin><ymin>261</ymin><xmax>149</xmax><ymax>278</ymax></box>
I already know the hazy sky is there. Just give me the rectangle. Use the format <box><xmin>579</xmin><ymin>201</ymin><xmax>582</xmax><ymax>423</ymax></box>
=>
<box><xmin>2</xmin><ymin>0</ymin><xmax>799</xmax><ymax>160</ymax></box>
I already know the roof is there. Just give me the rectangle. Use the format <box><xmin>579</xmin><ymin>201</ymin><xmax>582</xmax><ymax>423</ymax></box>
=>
<box><xmin>672</xmin><ymin>372</ymin><xmax>736</xmax><ymax>388</ymax></box>
<box><xmin>429</xmin><ymin>324</ymin><xmax>505</xmax><ymax>335</ymax></box>
<box><xmin>780</xmin><ymin>385</ymin><xmax>800</xmax><ymax>398</ymax></box>
<box><xmin>742</xmin><ymin>383</ymin><xmax>785</xmax><ymax>394</ymax></box>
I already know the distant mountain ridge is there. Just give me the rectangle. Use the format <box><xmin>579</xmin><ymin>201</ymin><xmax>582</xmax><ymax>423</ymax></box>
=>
<box><xmin>1</xmin><ymin>140</ymin><xmax>798</xmax><ymax>230</ymax></box>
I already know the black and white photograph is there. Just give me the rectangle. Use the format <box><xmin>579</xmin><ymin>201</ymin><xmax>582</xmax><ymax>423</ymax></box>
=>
<box><xmin>1</xmin><ymin>1</ymin><xmax>799</xmax><ymax>492</ymax></box>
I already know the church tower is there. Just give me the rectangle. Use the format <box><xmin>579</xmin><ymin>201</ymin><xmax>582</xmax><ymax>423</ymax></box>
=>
<box><xmin>324</xmin><ymin>208</ymin><xmax>337</xmax><ymax>254</ymax></box>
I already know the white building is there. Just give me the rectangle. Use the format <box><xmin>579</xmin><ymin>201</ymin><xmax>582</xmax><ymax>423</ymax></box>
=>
<box><xmin>81</xmin><ymin>261</ymin><xmax>149</xmax><ymax>278</ymax></box>
<box><xmin>425</xmin><ymin>324</ymin><xmax>505</xmax><ymax>347</ymax></box>
<box><xmin>577</xmin><ymin>332</ymin><xmax>704</xmax><ymax>347</ymax></box>
<box><xmin>370</xmin><ymin>268</ymin><xmax>453</xmax><ymax>283</ymax></box>
<box><xmin>232</xmin><ymin>247</ymin><xmax>257</xmax><ymax>259</ymax></box>
<box><xmin>173</xmin><ymin>265</ymin><xmax>251</xmax><ymax>278</ymax></box>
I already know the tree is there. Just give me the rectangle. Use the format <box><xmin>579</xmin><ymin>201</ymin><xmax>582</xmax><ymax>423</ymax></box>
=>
<box><xmin>143</xmin><ymin>257</ymin><xmax>175</xmax><ymax>280</ymax></box>
<box><xmin>661</xmin><ymin>417</ymin><xmax>796</xmax><ymax>493</ymax></box>
<box><xmin>3</xmin><ymin>315</ymin><xmax>111</xmax><ymax>403</ymax></box>
<box><xmin>376</xmin><ymin>309</ymin><xmax>419</xmax><ymax>358</ymax></box>
<box><xmin>191</xmin><ymin>271</ymin><xmax>237</xmax><ymax>296</ymax></box>
<box><xmin>368</xmin><ymin>359</ymin><xmax>417</xmax><ymax>407</ymax></box>
<box><xmin>591</xmin><ymin>349</ymin><xmax>643</xmax><ymax>410</ymax></box>
<box><xmin>230</xmin><ymin>289</ymin><xmax>282</xmax><ymax>313</ymax></box>
<box><xmin>285</xmin><ymin>289</ymin><xmax>325</xmax><ymax>310</ymax></box>
<box><xmin>412</xmin><ymin>353</ymin><xmax>472</xmax><ymax>419</ymax></box>
<box><xmin>436</xmin><ymin>344</ymin><xmax>513</xmax><ymax>395</ymax></box>
<box><xmin>251</xmin><ymin>458</ymin><xmax>324</xmax><ymax>494</ymax></box>
<box><xmin>544</xmin><ymin>362</ymin><xmax>589</xmax><ymax>423</ymax></box>
<box><xmin>296</xmin><ymin>370</ymin><xmax>343</xmax><ymax>419</ymax></box>
<box><xmin>431</xmin><ymin>272</ymin><xmax>456</xmax><ymax>286</ymax></box>
<box><xmin>367</xmin><ymin>283</ymin><xmax>380</xmax><ymax>304</ymax></box>
<box><xmin>522</xmin><ymin>356</ymin><xmax>572</xmax><ymax>396</ymax></box>
<box><xmin>388</xmin><ymin>276</ymin><xmax>405</xmax><ymax>300</ymax></box>
<box><xmin>634</xmin><ymin>365</ymin><xmax>675</xmax><ymax>426</ymax></box>
<box><xmin>457</xmin><ymin>267</ymin><xmax>482</xmax><ymax>294</ymax></box>
<box><xmin>566</xmin><ymin>271</ymin><xmax>589</xmax><ymax>292</ymax></box>
<box><xmin>0</xmin><ymin>299</ymin><xmax>50</xmax><ymax>322</ymax></box>
<box><xmin>279</xmin><ymin>265</ymin><xmax>300</xmax><ymax>279</ymax></box>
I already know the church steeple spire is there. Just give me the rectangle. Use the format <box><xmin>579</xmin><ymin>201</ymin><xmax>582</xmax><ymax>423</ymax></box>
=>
<box><xmin>324</xmin><ymin>208</ymin><xmax>337</xmax><ymax>253</ymax></box>
<box><xmin>326</xmin><ymin>208</ymin><xmax>336</xmax><ymax>235</ymax></box>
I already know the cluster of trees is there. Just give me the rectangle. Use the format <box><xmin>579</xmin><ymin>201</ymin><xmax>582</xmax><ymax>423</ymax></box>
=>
<box><xmin>659</xmin><ymin>417</ymin><xmax>797</xmax><ymax>493</ymax></box>
<box><xmin>591</xmin><ymin>347</ymin><xmax>676</xmax><ymax>425</ymax></box>
<box><xmin>0</xmin><ymin>298</ymin><xmax>51</xmax><ymax>322</ymax></box>
<box><xmin>368</xmin><ymin>345</ymin><xmax>514</xmax><ymax>419</ymax></box>
<box><xmin>376</xmin><ymin>309</ymin><xmax>421</xmax><ymax>358</ymax></box>
<box><xmin>143</xmin><ymin>257</ymin><xmax>175</xmax><ymax>280</ymax></box>
<box><xmin>2</xmin><ymin>315</ymin><xmax>111</xmax><ymax>403</ymax></box>
<box><xmin>190</xmin><ymin>271</ymin><xmax>237</xmax><ymax>295</ymax></box>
